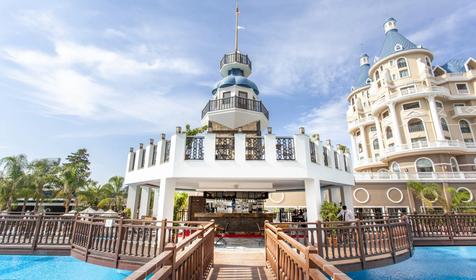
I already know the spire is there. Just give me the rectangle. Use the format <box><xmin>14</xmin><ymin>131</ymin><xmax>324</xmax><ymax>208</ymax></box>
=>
<box><xmin>234</xmin><ymin>0</ymin><xmax>240</xmax><ymax>52</ymax></box>
<box><xmin>384</xmin><ymin>17</ymin><xmax>397</xmax><ymax>34</ymax></box>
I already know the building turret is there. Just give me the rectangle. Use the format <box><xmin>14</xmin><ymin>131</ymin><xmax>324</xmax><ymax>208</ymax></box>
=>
<box><xmin>352</xmin><ymin>54</ymin><xmax>371</xmax><ymax>90</ymax></box>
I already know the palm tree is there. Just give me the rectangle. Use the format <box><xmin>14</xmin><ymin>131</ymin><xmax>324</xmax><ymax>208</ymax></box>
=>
<box><xmin>77</xmin><ymin>180</ymin><xmax>103</xmax><ymax>208</ymax></box>
<box><xmin>0</xmin><ymin>155</ymin><xmax>28</xmax><ymax>211</ymax></box>
<box><xmin>29</xmin><ymin>159</ymin><xmax>60</xmax><ymax>212</ymax></box>
<box><xmin>407</xmin><ymin>181</ymin><xmax>450</xmax><ymax>212</ymax></box>
<box><xmin>16</xmin><ymin>174</ymin><xmax>35</xmax><ymax>213</ymax></box>
<box><xmin>58</xmin><ymin>165</ymin><xmax>81</xmax><ymax>212</ymax></box>
<box><xmin>100</xmin><ymin>176</ymin><xmax>125</xmax><ymax>211</ymax></box>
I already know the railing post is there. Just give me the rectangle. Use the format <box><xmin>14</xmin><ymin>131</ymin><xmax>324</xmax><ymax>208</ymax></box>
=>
<box><xmin>159</xmin><ymin>219</ymin><xmax>167</xmax><ymax>253</ymax></box>
<box><xmin>31</xmin><ymin>214</ymin><xmax>44</xmax><ymax>251</ymax></box>
<box><xmin>445</xmin><ymin>213</ymin><xmax>454</xmax><ymax>243</ymax></box>
<box><xmin>85</xmin><ymin>218</ymin><xmax>94</xmax><ymax>262</ymax></box>
<box><xmin>316</xmin><ymin>221</ymin><xmax>324</xmax><ymax>257</ymax></box>
<box><xmin>276</xmin><ymin>227</ymin><xmax>283</xmax><ymax>280</ymax></box>
<box><xmin>164</xmin><ymin>243</ymin><xmax>176</xmax><ymax>280</ymax></box>
<box><xmin>355</xmin><ymin>219</ymin><xmax>366</xmax><ymax>269</ymax></box>
<box><xmin>114</xmin><ymin>217</ymin><xmax>124</xmax><ymax>268</ymax></box>
<box><xmin>386</xmin><ymin>218</ymin><xmax>397</xmax><ymax>263</ymax></box>
<box><xmin>70</xmin><ymin>214</ymin><xmax>78</xmax><ymax>244</ymax></box>
<box><xmin>403</xmin><ymin>216</ymin><xmax>413</xmax><ymax>256</ymax></box>
<box><xmin>264</xmin><ymin>220</ymin><xmax>268</xmax><ymax>264</ymax></box>
<box><xmin>305</xmin><ymin>246</ymin><xmax>318</xmax><ymax>280</ymax></box>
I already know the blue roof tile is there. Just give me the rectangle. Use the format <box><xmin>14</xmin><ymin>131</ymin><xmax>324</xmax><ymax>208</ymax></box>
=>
<box><xmin>353</xmin><ymin>63</ymin><xmax>371</xmax><ymax>89</ymax></box>
<box><xmin>379</xmin><ymin>29</ymin><xmax>417</xmax><ymax>59</ymax></box>
<box><xmin>441</xmin><ymin>58</ymin><xmax>467</xmax><ymax>73</ymax></box>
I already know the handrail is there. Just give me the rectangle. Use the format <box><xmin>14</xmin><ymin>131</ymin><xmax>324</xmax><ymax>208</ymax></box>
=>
<box><xmin>201</xmin><ymin>96</ymin><xmax>269</xmax><ymax>119</ymax></box>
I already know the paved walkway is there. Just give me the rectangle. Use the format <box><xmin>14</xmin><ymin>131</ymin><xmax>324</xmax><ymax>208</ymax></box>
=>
<box><xmin>207</xmin><ymin>238</ymin><xmax>275</xmax><ymax>280</ymax></box>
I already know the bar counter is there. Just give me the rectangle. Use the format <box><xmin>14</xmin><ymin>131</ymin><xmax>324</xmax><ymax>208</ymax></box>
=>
<box><xmin>193</xmin><ymin>212</ymin><xmax>275</xmax><ymax>233</ymax></box>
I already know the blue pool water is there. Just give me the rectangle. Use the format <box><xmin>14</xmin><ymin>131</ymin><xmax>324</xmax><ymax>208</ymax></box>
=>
<box><xmin>0</xmin><ymin>255</ymin><xmax>132</xmax><ymax>280</ymax></box>
<box><xmin>348</xmin><ymin>246</ymin><xmax>476</xmax><ymax>280</ymax></box>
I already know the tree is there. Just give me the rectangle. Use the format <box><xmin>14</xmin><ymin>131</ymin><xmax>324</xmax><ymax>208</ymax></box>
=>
<box><xmin>58</xmin><ymin>149</ymin><xmax>91</xmax><ymax>212</ymax></box>
<box><xmin>184</xmin><ymin>124</ymin><xmax>208</xmax><ymax>136</ymax></box>
<box><xmin>77</xmin><ymin>180</ymin><xmax>103</xmax><ymax>208</ymax></box>
<box><xmin>173</xmin><ymin>192</ymin><xmax>188</xmax><ymax>220</ymax></box>
<box><xmin>29</xmin><ymin>159</ymin><xmax>60</xmax><ymax>211</ymax></box>
<box><xmin>407</xmin><ymin>181</ymin><xmax>450</xmax><ymax>212</ymax></box>
<box><xmin>320</xmin><ymin>201</ymin><xmax>340</xmax><ymax>222</ymax></box>
<box><xmin>0</xmin><ymin>155</ymin><xmax>28</xmax><ymax>211</ymax></box>
<box><xmin>100</xmin><ymin>176</ymin><xmax>125</xmax><ymax>211</ymax></box>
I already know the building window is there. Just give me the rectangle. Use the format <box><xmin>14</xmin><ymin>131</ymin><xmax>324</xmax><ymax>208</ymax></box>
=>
<box><xmin>441</xmin><ymin>118</ymin><xmax>449</xmax><ymax>132</ymax></box>
<box><xmin>391</xmin><ymin>162</ymin><xmax>401</xmax><ymax>173</ymax></box>
<box><xmin>382</xmin><ymin>110</ymin><xmax>389</xmax><ymax>119</ymax></box>
<box><xmin>386</xmin><ymin>127</ymin><xmax>393</xmax><ymax>139</ymax></box>
<box><xmin>408</xmin><ymin>118</ymin><xmax>425</xmax><ymax>133</ymax></box>
<box><xmin>411</xmin><ymin>137</ymin><xmax>427</xmax><ymax>144</ymax></box>
<box><xmin>389</xmin><ymin>60</ymin><xmax>394</xmax><ymax>66</ymax></box>
<box><xmin>222</xmin><ymin>91</ymin><xmax>231</xmax><ymax>106</ymax></box>
<box><xmin>397</xmin><ymin>58</ymin><xmax>407</xmax><ymax>68</ymax></box>
<box><xmin>375</xmin><ymin>70</ymin><xmax>380</xmax><ymax>80</ymax></box>
<box><xmin>373</xmin><ymin>139</ymin><xmax>379</xmax><ymax>150</ymax></box>
<box><xmin>459</xmin><ymin>120</ymin><xmax>472</xmax><ymax>134</ymax></box>
<box><xmin>454</xmin><ymin>103</ymin><xmax>465</xmax><ymax>108</ymax></box>
<box><xmin>450</xmin><ymin>157</ymin><xmax>459</xmax><ymax>172</ymax></box>
<box><xmin>425</xmin><ymin>57</ymin><xmax>432</xmax><ymax>68</ymax></box>
<box><xmin>416</xmin><ymin>158</ymin><xmax>434</xmax><ymax>173</ymax></box>
<box><xmin>238</xmin><ymin>91</ymin><xmax>248</xmax><ymax>99</ymax></box>
<box><xmin>334</xmin><ymin>151</ymin><xmax>339</xmax><ymax>169</ymax></box>
<box><xmin>400</xmin><ymin>85</ymin><xmax>416</xmax><ymax>95</ymax></box>
<box><xmin>358</xmin><ymin>143</ymin><xmax>363</xmax><ymax>153</ymax></box>
<box><xmin>370</xmin><ymin>126</ymin><xmax>376</xmax><ymax>132</ymax></box>
<box><xmin>456</xmin><ymin>83</ymin><xmax>469</xmax><ymax>94</ymax></box>
<box><xmin>399</xmin><ymin>69</ymin><xmax>409</xmax><ymax>78</ymax></box>
<box><xmin>436</xmin><ymin>102</ymin><xmax>443</xmax><ymax>109</ymax></box>
<box><xmin>402</xmin><ymin>101</ymin><xmax>420</xmax><ymax>110</ymax></box>
<box><xmin>394</xmin><ymin>44</ymin><xmax>403</xmax><ymax>51</ymax></box>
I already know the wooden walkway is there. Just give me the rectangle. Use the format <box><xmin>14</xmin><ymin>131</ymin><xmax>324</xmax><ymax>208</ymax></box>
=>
<box><xmin>207</xmin><ymin>249</ymin><xmax>275</xmax><ymax>280</ymax></box>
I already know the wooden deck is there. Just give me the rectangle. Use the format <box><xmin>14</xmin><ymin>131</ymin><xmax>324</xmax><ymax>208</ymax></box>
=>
<box><xmin>207</xmin><ymin>249</ymin><xmax>275</xmax><ymax>280</ymax></box>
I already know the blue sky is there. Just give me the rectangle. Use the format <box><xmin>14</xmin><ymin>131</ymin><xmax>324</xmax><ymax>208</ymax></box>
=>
<box><xmin>1</xmin><ymin>0</ymin><xmax>475</xmax><ymax>183</ymax></box>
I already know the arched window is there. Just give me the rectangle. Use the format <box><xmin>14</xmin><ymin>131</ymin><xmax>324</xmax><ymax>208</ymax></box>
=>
<box><xmin>459</xmin><ymin>120</ymin><xmax>471</xmax><ymax>134</ymax></box>
<box><xmin>391</xmin><ymin>162</ymin><xmax>401</xmax><ymax>173</ymax></box>
<box><xmin>441</xmin><ymin>118</ymin><xmax>449</xmax><ymax>132</ymax></box>
<box><xmin>425</xmin><ymin>57</ymin><xmax>432</xmax><ymax>68</ymax></box>
<box><xmin>416</xmin><ymin>158</ymin><xmax>434</xmax><ymax>173</ymax></box>
<box><xmin>375</xmin><ymin>70</ymin><xmax>380</xmax><ymax>80</ymax></box>
<box><xmin>408</xmin><ymin>118</ymin><xmax>425</xmax><ymax>133</ymax></box>
<box><xmin>386</xmin><ymin>127</ymin><xmax>393</xmax><ymax>139</ymax></box>
<box><xmin>397</xmin><ymin>58</ymin><xmax>407</xmax><ymax>68</ymax></box>
<box><xmin>373</xmin><ymin>139</ymin><xmax>379</xmax><ymax>150</ymax></box>
<box><xmin>358</xmin><ymin>143</ymin><xmax>363</xmax><ymax>153</ymax></box>
<box><xmin>450</xmin><ymin>157</ymin><xmax>459</xmax><ymax>172</ymax></box>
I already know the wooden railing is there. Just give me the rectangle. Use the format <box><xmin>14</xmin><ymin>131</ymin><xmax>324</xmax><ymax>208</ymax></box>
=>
<box><xmin>265</xmin><ymin>222</ymin><xmax>351</xmax><ymax>280</ymax></box>
<box><xmin>125</xmin><ymin>221</ymin><xmax>215</xmax><ymax>280</ymax></box>
<box><xmin>71</xmin><ymin>217</ymin><xmax>213</xmax><ymax>270</ymax></box>
<box><xmin>269</xmin><ymin>217</ymin><xmax>413</xmax><ymax>270</ymax></box>
<box><xmin>407</xmin><ymin>213</ymin><xmax>476</xmax><ymax>245</ymax></box>
<box><xmin>0</xmin><ymin>214</ymin><xmax>75</xmax><ymax>249</ymax></box>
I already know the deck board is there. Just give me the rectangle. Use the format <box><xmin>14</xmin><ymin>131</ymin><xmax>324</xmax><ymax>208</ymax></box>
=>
<box><xmin>207</xmin><ymin>249</ymin><xmax>275</xmax><ymax>280</ymax></box>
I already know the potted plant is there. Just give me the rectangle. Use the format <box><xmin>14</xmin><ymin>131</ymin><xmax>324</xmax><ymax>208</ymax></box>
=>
<box><xmin>320</xmin><ymin>201</ymin><xmax>340</xmax><ymax>246</ymax></box>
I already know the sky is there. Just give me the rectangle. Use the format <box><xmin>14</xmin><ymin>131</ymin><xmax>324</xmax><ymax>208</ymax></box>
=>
<box><xmin>0</xmin><ymin>0</ymin><xmax>475</xmax><ymax>183</ymax></box>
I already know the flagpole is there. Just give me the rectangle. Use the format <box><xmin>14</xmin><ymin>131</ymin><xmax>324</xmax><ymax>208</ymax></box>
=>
<box><xmin>234</xmin><ymin>0</ymin><xmax>239</xmax><ymax>53</ymax></box>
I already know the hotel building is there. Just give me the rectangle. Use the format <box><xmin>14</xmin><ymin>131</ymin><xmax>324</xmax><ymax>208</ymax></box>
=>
<box><xmin>348</xmin><ymin>18</ymin><xmax>476</xmax><ymax>216</ymax></box>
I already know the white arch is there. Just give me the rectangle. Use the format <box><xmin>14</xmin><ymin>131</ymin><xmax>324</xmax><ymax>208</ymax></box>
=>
<box><xmin>415</xmin><ymin>157</ymin><xmax>434</xmax><ymax>173</ymax></box>
<box><xmin>459</xmin><ymin>118</ymin><xmax>474</xmax><ymax>142</ymax></box>
<box><xmin>450</xmin><ymin>157</ymin><xmax>460</xmax><ymax>172</ymax></box>
<box><xmin>391</xmin><ymin>162</ymin><xmax>401</xmax><ymax>173</ymax></box>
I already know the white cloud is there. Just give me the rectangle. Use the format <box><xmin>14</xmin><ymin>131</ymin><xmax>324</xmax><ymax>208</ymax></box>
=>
<box><xmin>286</xmin><ymin>98</ymin><xmax>349</xmax><ymax>147</ymax></box>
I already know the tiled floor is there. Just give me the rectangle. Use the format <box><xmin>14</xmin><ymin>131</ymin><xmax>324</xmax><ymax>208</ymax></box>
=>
<box><xmin>207</xmin><ymin>238</ymin><xmax>275</xmax><ymax>280</ymax></box>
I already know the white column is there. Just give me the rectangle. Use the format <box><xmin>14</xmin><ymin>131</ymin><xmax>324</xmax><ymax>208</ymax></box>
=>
<box><xmin>304</xmin><ymin>179</ymin><xmax>322</xmax><ymax>222</ymax></box>
<box><xmin>156</xmin><ymin>178</ymin><xmax>176</xmax><ymax>221</ymax></box>
<box><xmin>126</xmin><ymin>185</ymin><xmax>140</xmax><ymax>219</ymax></box>
<box><xmin>374</xmin><ymin>117</ymin><xmax>385</xmax><ymax>154</ymax></box>
<box><xmin>139</xmin><ymin>186</ymin><xmax>151</xmax><ymax>218</ymax></box>
<box><xmin>264</xmin><ymin>133</ymin><xmax>277</xmax><ymax>164</ymax></box>
<box><xmin>388</xmin><ymin>102</ymin><xmax>402</xmax><ymax>146</ymax></box>
<box><xmin>294</xmin><ymin>132</ymin><xmax>311</xmax><ymax>166</ymax></box>
<box><xmin>427</xmin><ymin>96</ymin><xmax>444</xmax><ymax>141</ymax></box>
<box><xmin>359</xmin><ymin>126</ymin><xmax>369</xmax><ymax>159</ymax></box>
<box><xmin>204</xmin><ymin>133</ymin><xmax>216</xmax><ymax>163</ymax></box>
<box><xmin>235</xmin><ymin>133</ymin><xmax>246</xmax><ymax>162</ymax></box>
<box><xmin>342</xmin><ymin>186</ymin><xmax>354</xmax><ymax>210</ymax></box>
<box><xmin>152</xmin><ymin>187</ymin><xmax>161</xmax><ymax>218</ymax></box>
<box><xmin>349</xmin><ymin>134</ymin><xmax>358</xmax><ymax>165</ymax></box>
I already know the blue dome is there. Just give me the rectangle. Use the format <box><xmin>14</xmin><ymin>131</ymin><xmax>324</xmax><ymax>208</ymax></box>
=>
<box><xmin>353</xmin><ymin>63</ymin><xmax>371</xmax><ymax>89</ymax></box>
<box><xmin>212</xmin><ymin>73</ymin><xmax>259</xmax><ymax>95</ymax></box>
<box><xmin>379</xmin><ymin>29</ymin><xmax>417</xmax><ymax>59</ymax></box>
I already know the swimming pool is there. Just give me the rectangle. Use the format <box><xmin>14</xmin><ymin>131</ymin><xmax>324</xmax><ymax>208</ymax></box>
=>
<box><xmin>348</xmin><ymin>246</ymin><xmax>476</xmax><ymax>280</ymax></box>
<box><xmin>0</xmin><ymin>255</ymin><xmax>131</xmax><ymax>280</ymax></box>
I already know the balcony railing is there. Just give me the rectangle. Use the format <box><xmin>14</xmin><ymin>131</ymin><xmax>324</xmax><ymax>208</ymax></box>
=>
<box><xmin>354</xmin><ymin>171</ymin><xmax>476</xmax><ymax>181</ymax></box>
<box><xmin>220</xmin><ymin>52</ymin><xmax>252</xmax><ymax>70</ymax></box>
<box><xmin>215</xmin><ymin>137</ymin><xmax>235</xmax><ymax>160</ymax></box>
<box><xmin>185</xmin><ymin>137</ymin><xmax>204</xmax><ymax>160</ymax></box>
<box><xmin>276</xmin><ymin>137</ymin><xmax>295</xmax><ymax>160</ymax></box>
<box><xmin>201</xmin><ymin>96</ymin><xmax>269</xmax><ymax>119</ymax></box>
<box><xmin>383</xmin><ymin>140</ymin><xmax>476</xmax><ymax>155</ymax></box>
<box><xmin>372</xmin><ymin>86</ymin><xmax>450</xmax><ymax>108</ymax></box>
<box><xmin>452</xmin><ymin>106</ymin><xmax>476</xmax><ymax>117</ymax></box>
<box><xmin>245</xmin><ymin>137</ymin><xmax>265</xmax><ymax>160</ymax></box>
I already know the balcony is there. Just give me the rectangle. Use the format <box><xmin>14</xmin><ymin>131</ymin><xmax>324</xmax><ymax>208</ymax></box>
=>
<box><xmin>452</xmin><ymin>106</ymin><xmax>476</xmax><ymax>118</ymax></box>
<box><xmin>371</xmin><ymin>86</ymin><xmax>450</xmax><ymax>112</ymax></box>
<box><xmin>220</xmin><ymin>52</ymin><xmax>252</xmax><ymax>70</ymax></box>
<box><xmin>347</xmin><ymin>116</ymin><xmax>375</xmax><ymax>132</ymax></box>
<box><xmin>383</xmin><ymin>140</ymin><xmax>476</xmax><ymax>157</ymax></box>
<box><xmin>201</xmin><ymin>96</ymin><xmax>269</xmax><ymax>119</ymax></box>
<box><xmin>354</xmin><ymin>171</ymin><xmax>476</xmax><ymax>182</ymax></box>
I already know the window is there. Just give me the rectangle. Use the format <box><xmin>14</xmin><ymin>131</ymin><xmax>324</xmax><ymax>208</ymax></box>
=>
<box><xmin>389</xmin><ymin>60</ymin><xmax>394</xmax><ymax>66</ymax></box>
<box><xmin>403</xmin><ymin>102</ymin><xmax>420</xmax><ymax>110</ymax></box>
<box><xmin>358</xmin><ymin>143</ymin><xmax>363</xmax><ymax>153</ymax></box>
<box><xmin>408</xmin><ymin>119</ymin><xmax>425</xmax><ymax>133</ymax></box>
<box><xmin>334</xmin><ymin>151</ymin><xmax>339</xmax><ymax>169</ymax></box>
<box><xmin>391</xmin><ymin>162</ymin><xmax>401</xmax><ymax>173</ymax></box>
<box><xmin>238</xmin><ymin>91</ymin><xmax>248</xmax><ymax>99</ymax></box>
<box><xmin>460</xmin><ymin>120</ymin><xmax>471</xmax><ymax>134</ymax></box>
<box><xmin>222</xmin><ymin>91</ymin><xmax>231</xmax><ymax>99</ymax></box>
<box><xmin>450</xmin><ymin>157</ymin><xmax>459</xmax><ymax>172</ymax></box>
<box><xmin>370</xmin><ymin>126</ymin><xmax>376</xmax><ymax>132</ymax></box>
<box><xmin>375</xmin><ymin>70</ymin><xmax>380</xmax><ymax>80</ymax></box>
<box><xmin>436</xmin><ymin>102</ymin><xmax>443</xmax><ymax>109</ymax></box>
<box><xmin>382</xmin><ymin>110</ymin><xmax>389</xmax><ymax>119</ymax></box>
<box><xmin>454</xmin><ymin>103</ymin><xmax>465</xmax><ymax>108</ymax></box>
<box><xmin>411</xmin><ymin>137</ymin><xmax>427</xmax><ymax>143</ymax></box>
<box><xmin>397</xmin><ymin>58</ymin><xmax>407</xmax><ymax>68</ymax></box>
<box><xmin>323</xmin><ymin>148</ymin><xmax>329</xmax><ymax>166</ymax></box>
<box><xmin>399</xmin><ymin>69</ymin><xmax>409</xmax><ymax>78</ymax></box>
<box><xmin>416</xmin><ymin>158</ymin><xmax>434</xmax><ymax>173</ymax></box>
<box><xmin>464</xmin><ymin>138</ymin><xmax>474</xmax><ymax>144</ymax></box>
<box><xmin>394</xmin><ymin>44</ymin><xmax>403</xmax><ymax>51</ymax></box>
<box><xmin>425</xmin><ymin>57</ymin><xmax>432</xmax><ymax>68</ymax></box>
<box><xmin>441</xmin><ymin>118</ymin><xmax>449</xmax><ymax>132</ymax></box>
<box><xmin>222</xmin><ymin>91</ymin><xmax>231</xmax><ymax>106</ymax></box>
<box><xmin>400</xmin><ymin>85</ymin><xmax>416</xmax><ymax>95</ymax></box>
<box><xmin>386</xmin><ymin>127</ymin><xmax>393</xmax><ymax>139</ymax></box>
<box><xmin>456</xmin><ymin>83</ymin><xmax>469</xmax><ymax>94</ymax></box>
<box><xmin>373</xmin><ymin>139</ymin><xmax>379</xmax><ymax>150</ymax></box>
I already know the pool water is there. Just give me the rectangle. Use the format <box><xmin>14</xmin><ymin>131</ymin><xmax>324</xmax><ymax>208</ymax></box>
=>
<box><xmin>0</xmin><ymin>255</ymin><xmax>132</xmax><ymax>280</ymax></box>
<box><xmin>348</xmin><ymin>246</ymin><xmax>476</xmax><ymax>280</ymax></box>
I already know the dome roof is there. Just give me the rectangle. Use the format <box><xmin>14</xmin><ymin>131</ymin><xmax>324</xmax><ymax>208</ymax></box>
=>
<box><xmin>378</xmin><ymin>29</ymin><xmax>417</xmax><ymax>60</ymax></box>
<box><xmin>353</xmin><ymin>63</ymin><xmax>371</xmax><ymax>89</ymax></box>
<box><xmin>212</xmin><ymin>74</ymin><xmax>259</xmax><ymax>95</ymax></box>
